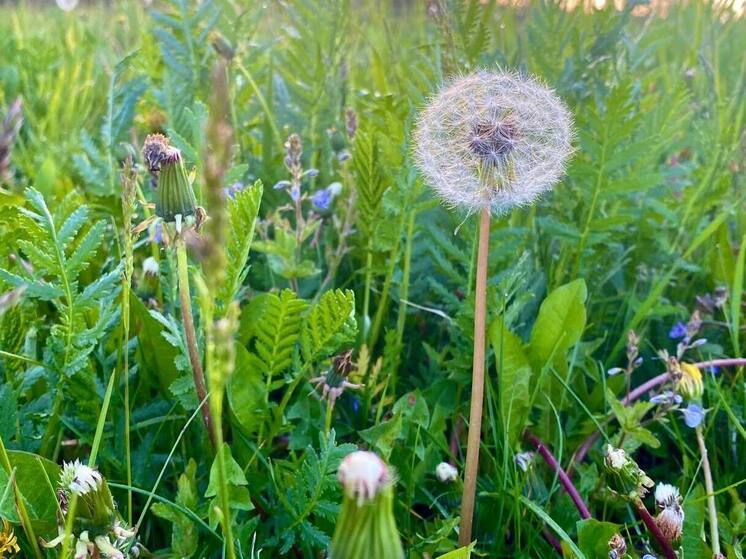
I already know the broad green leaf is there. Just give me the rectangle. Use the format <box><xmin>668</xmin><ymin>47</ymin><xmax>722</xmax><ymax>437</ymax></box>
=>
<box><xmin>576</xmin><ymin>519</ymin><xmax>620</xmax><ymax>558</ymax></box>
<box><xmin>152</xmin><ymin>459</ymin><xmax>199</xmax><ymax>558</ymax></box>
<box><xmin>436</xmin><ymin>543</ymin><xmax>476</xmax><ymax>559</ymax></box>
<box><xmin>130</xmin><ymin>293</ymin><xmax>179</xmax><ymax>392</ymax></box>
<box><xmin>489</xmin><ymin>318</ymin><xmax>532</xmax><ymax>449</ymax></box>
<box><xmin>3</xmin><ymin>451</ymin><xmax>60</xmax><ymax>537</ymax></box>
<box><xmin>529</xmin><ymin>279</ymin><xmax>587</xmax><ymax>369</ymax></box>
<box><xmin>682</xmin><ymin>485</ymin><xmax>710</xmax><ymax>557</ymax></box>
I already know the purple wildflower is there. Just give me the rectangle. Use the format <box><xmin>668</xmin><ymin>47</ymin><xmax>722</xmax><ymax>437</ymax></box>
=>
<box><xmin>669</xmin><ymin>321</ymin><xmax>687</xmax><ymax>339</ymax></box>
<box><xmin>311</xmin><ymin>187</ymin><xmax>333</xmax><ymax>211</ymax></box>
<box><xmin>680</xmin><ymin>403</ymin><xmax>705</xmax><ymax>428</ymax></box>
<box><xmin>223</xmin><ymin>182</ymin><xmax>245</xmax><ymax>199</ymax></box>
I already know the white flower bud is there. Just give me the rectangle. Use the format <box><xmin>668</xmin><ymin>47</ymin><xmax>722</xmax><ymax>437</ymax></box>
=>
<box><xmin>142</xmin><ymin>256</ymin><xmax>159</xmax><ymax>278</ymax></box>
<box><xmin>435</xmin><ymin>462</ymin><xmax>458</xmax><ymax>483</ymax></box>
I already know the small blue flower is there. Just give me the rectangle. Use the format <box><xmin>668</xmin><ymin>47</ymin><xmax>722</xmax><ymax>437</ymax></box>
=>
<box><xmin>311</xmin><ymin>188</ymin><xmax>333</xmax><ymax>211</ymax></box>
<box><xmin>708</xmin><ymin>365</ymin><xmax>720</xmax><ymax>376</ymax></box>
<box><xmin>152</xmin><ymin>222</ymin><xmax>163</xmax><ymax>245</ymax></box>
<box><xmin>681</xmin><ymin>403</ymin><xmax>705</xmax><ymax>428</ymax></box>
<box><xmin>223</xmin><ymin>182</ymin><xmax>245</xmax><ymax>199</ymax></box>
<box><xmin>669</xmin><ymin>321</ymin><xmax>687</xmax><ymax>339</ymax></box>
<box><xmin>642</xmin><ymin>555</ymin><xmax>657</xmax><ymax>559</ymax></box>
<box><xmin>351</xmin><ymin>396</ymin><xmax>360</xmax><ymax>415</ymax></box>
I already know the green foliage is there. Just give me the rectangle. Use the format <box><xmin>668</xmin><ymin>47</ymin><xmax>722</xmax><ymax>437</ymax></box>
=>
<box><xmin>301</xmin><ymin>289</ymin><xmax>357</xmax><ymax>363</ymax></box>
<box><xmin>218</xmin><ymin>180</ymin><xmax>263</xmax><ymax>313</ymax></box>
<box><xmin>152</xmin><ymin>459</ymin><xmax>200</xmax><ymax>558</ymax></box>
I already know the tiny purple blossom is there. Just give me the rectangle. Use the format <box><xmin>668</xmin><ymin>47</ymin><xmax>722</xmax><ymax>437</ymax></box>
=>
<box><xmin>681</xmin><ymin>403</ymin><xmax>705</xmax><ymax>428</ymax></box>
<box><xmin>649</xmin><ymin>391</ymin><xmax>682</xmax><ymax>406</ymax></box>
<box><xmin>223</xmin><ymin>182</ymin><xmax>245</xmax><ymax>199</ymax></box>
<box><xmin>311</xmin><ymin>188</ymin><xmax>333</xmax><ymax>211</ymax></box>
<box><xmin>669</xmin><ymin>321</ymin><xmax>687</xmax><ymax>339</ymax></box>
<box><xmin>707</xmin><ymin>365</ymin><xmax>720</xmax><ymax>376</ymax></box>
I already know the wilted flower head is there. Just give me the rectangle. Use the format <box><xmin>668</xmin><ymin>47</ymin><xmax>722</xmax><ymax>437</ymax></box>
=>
<box><xmin>654</xmin><ymin>483</ymin><xmax>684</xmax><ymax>541</ymax></box>
<box><xmin>142</xmin><ymin>135</ymin><xmax>197</xmax><ymax>226</ymax></box>
<box><xmin>607</xmin><ymin>533</ymin><xmax>627</xmax><ymax>559</ymax></box>
<box><xmin>338</xmin><ymin>451</ymin><xmax>390</xmax><ymax>505</ymax></box>
<box><xmin>60</xmin><ymin>459</ymin><xmax>103</xmax><ymax>496</ymax></box>
<box><xmin>435</xmin><ymin>462</ymin><xmax>458</xmax><ymax>483</ymax></box>
<box><xmin>414</xmin><ymin>70</ymin><xmax>573</xmax><ymax>215</ymax></box>
<box><xmin>603</xmin><ymin>445</ymin><xmax>654</xmax><ymax>500</ymax></box>
<box><xmin>310</xmin><ymin>350</ymin><xmax>362</xmax><ymax>408</ymax></box>
<box><xmin>0</xmin><ymin>519</ymin><xmax>19</xmax><ymax>557</ymax></box>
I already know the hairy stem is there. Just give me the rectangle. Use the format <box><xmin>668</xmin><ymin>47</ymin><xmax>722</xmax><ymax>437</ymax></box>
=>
<box><xmin>696</xmin><ymin>425</ymin><xmax>720</xmax><ymax>556</ymax></box>
<box><xmin>459</xmin><ymin>206</ymin><xmax>490</xmax><ymax>547</ymax></box>
<box><xmin>524</xmin><ymin>431</ymin><xmax>591</xmax><ymax>520</ymax></box>
<box><xmin>175</xmin><ymin>235</ymin><xmax>215</xmax><ymax>447</ymax></box>
<box><xmin>634</xmin><ymin>498</ymin><xmax>677</xmax><ymax>559</ymax></box>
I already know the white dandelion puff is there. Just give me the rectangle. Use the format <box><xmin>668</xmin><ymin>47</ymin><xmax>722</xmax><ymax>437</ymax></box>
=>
<box><xmin>337</xmin><ymin>451</ymin><xmax>390</xmax><ymax>506</ymax></box>
<box><xmin>414</xmin><ymin>70</ymin><xmax>574</xmax><ymax>216</ymax></box>
<box><xmin>655</xmin><ymin>483</ymin><xmax>685</xmax><ymax>541</ymax></box>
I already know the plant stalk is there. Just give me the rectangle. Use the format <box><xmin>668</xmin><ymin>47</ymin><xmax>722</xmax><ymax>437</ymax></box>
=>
<box><xmin>175</xmin><ymin>234</ymin><xmax>216</xmax><ymax>447</ymax></box>
<box><xmin>459</xmin><ymin>206</ymin><xmax>490</xmax><ymax>547</ymax></box>
<box><xmin>696</xmin><ymin>425</ymin><xmax>720</xmax><ymax>556</ymax></box>
<box><xmin>634</xmin><ymin>498</ymin><xmax>677</xmax><ymax>559</ymax></box>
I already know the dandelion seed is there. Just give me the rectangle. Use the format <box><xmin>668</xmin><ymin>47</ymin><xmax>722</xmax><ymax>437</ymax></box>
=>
<box><xmin>414</xmin><ymin>70</ymin><xmax>573</xmax><ymax>215</ymax></box>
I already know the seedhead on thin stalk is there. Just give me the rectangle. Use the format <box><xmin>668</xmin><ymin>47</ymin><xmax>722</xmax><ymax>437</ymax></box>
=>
<box><xmin>413</xmin><ymin>69</ymin><xmax>573</xmax><ymax>546</ymax></box>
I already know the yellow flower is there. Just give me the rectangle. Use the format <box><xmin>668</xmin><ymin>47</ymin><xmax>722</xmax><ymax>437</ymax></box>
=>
<box><xmin>677</xmin><ymin>362</ymin><xmax>704</xmax><ymax>399</ymax></box>
<box><xmin>0</xmin><ymin>520</ymin><xmax>20</xmax><ymax>558</ymax></box>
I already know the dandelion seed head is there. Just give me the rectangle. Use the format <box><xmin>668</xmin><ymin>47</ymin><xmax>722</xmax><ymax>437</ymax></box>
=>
<box><xmin>435</xmin><ymin>462</ymin><xmax>458</xmax><ymax>483</ymax></box>
<box><xmin>654</xmin><ymin>483</ymin><xmax>684</xmax><ymax>541</ymax></box>
<box><xmin>338</xmin><ymin>451</ymin><xmax>390</xmax><ymax>505</ymax></box>
<box><xmin>414</xmin><ymin>70</ymin><xmax>573</xmax><ymax>215</ymax></box>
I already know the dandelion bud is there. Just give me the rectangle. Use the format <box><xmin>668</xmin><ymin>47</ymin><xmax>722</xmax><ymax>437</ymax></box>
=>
<box><xmin>414</xmin><ymin>70</ymin><xmax>573</xmax><ymax>215</ymax></box>
<box><xmin>435</xmin><ymin>462</ymin><xmax>458</xmax><ymax>483</ymax></box>
<box><xmin>331</xmin><ymin>451</ymin><xmax>404</xmax><ymax>559</ymax></box>
<box><xmin>155</xmin><ymin>146</ymin><xmax>197</xmax><ymax>223</ymax></box>
<box><xmin>603</xmin><ymin>445</ymin><xmax>654</xmax><ymax>500</ymax></box>
<box><xmin>676</xmin><ymin>362</ymin><xmax>704</xmax><ymax>400</ymax></box>
<box><xmin>654</xmin><ymin>483</ymin><xmax>684</xmax><ymax>541</ymax></box>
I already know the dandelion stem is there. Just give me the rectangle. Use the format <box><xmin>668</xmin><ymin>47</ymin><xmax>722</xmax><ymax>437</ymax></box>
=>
<box><xmin>324</xmin><ymin>401</ymin><xmax>334</xmax><ymax>435</ymax></box>
<box><xmin>633</xmin><ymin>498</ymin><xmax>677</xmax><ymax>559</ymax></box>
<box><xmin>459</xmin><ymin>206</ymin><xmax>490</xmax><ymax>547</ymax></box>
<box><xmin>696</xmin><ymin>425</ymin><xmax>720</xmax><ymax>556</ymax></box>
<box><xmin>175</xmin><ymin>234</ymin><xmax>216</xmax><ymax>448</ymax></box>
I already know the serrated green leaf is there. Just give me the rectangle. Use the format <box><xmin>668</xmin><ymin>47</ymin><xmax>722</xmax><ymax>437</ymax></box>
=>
<box><xmin>301</xmin><ymin>289</ymin><xmax>357</xmax><ymax>362</ymax></box>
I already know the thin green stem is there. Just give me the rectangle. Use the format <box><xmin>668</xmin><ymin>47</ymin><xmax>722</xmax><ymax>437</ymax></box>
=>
<box><xmin>324</xmin><ymin>401</ymin><xmax>333</xmax><ymax>435</ymax></box>
<box><xmin>696</xmin><ymin>425</ymin><xmax>720</xmax><ymax>556</ymax></box>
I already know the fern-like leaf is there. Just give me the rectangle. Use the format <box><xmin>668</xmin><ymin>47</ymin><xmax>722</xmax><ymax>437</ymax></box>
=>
<box><xmin>217</xmin><ymin>180</ymin><xmax>263</xmax><ymax>313</ymax></box>
<box><xmin>301</xmin><ymin>289</ymin><xmax>357</xmax><ymax>362</ymax></box>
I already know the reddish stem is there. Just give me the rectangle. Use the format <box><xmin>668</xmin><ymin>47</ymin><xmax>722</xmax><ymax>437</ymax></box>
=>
<box><xmin>570</xmin><ymin>358</ymin><xmax>746</xmax><ymax>468</ymax></box>
<box><xmin>524</xmin><ymin>431</ymin><xmax>591</xmax><ymax>520</ymax></box>
<box><xmin>634</xmin><ymin>499</ymin><xmax>677</xmax><ymax>559</ymax></box>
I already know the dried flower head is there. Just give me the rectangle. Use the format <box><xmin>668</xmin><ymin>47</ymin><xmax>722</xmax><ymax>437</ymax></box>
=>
<box><xmin>142</xmin><ymin>133</ymin><xmax>170</xmax><ymax>175</ymax></box>
<box><xmin>654</xmin><ymin>483</ymin><xmax>684</xmax><ymax>541</ymax></box>
<box><xmin>603</xmin><ymin>445</ymin><xmax>654</xmax><ymax>500</ymax></box>
<box><xmin>310</xmin><ymin>350</ymin><xmax>362</xmax><ymax>408</ymax></box>
<box><xmin>414</xmin><ymin>70</ymin><xmax>573</xmax><ymax>215</ymax></box>
<box><xmin>608</xmin><ymin>533</ymin><xmax>627</xmax><ymax>559</ymax></box>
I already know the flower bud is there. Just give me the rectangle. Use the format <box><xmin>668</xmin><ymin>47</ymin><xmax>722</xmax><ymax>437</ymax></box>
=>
<box><xmin>155</xmin><ymin>147</ymin><xmax>197</xmax><ymax>223</ymax></box>
<box><xmin>435</xmin><ymin>462</ymin><xmax>458</xmax><ymax>483</ymax></box>
<box><xmin>331</xmin><ymin>451</ymin><xmax>404</xmax><ymax>559</ymax></box>
<box><xmin>676</xmin><ymin>362</ymin><xmax>704</xmax><ymax>400</ymax></box>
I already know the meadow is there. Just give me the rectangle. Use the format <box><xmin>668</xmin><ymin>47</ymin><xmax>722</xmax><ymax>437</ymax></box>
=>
<box><xmin>0</xmin><ymin>0</ymin><xmax>744</xmax><ymax>557</ymax></box>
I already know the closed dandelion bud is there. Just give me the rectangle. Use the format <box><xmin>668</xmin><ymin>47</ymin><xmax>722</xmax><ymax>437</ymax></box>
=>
<box><xmin>654</xmin><ymin>483</ymin><xmax>684</xmax><ymax>541</ymax></box>
<box><xmin>676</xmin><ymin>362</ymin><xmax>704</xmax><ymax>400</ymax></box>
<box><xmin>414</xmin><ymin>70</ymin><xmax>573</xmax><ymax>215</ymax></box>
<box><xmin>331</xmin><ymin>451</ymin><xmax>404</xmax><ymax>559</ymax></box>
<box><xmin>155</xmin><ymin>146</ymin><xmax>197</xmax><ymax>223</ymax></box>
<box><xmin>603</xmin><ymin>445</ymin><xmax>654</xmax><ymax>500</ymax></box>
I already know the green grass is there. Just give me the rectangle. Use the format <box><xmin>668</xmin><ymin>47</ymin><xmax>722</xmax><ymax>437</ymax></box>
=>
<box><xmin>0</xmin><ymin>0</ymin><xmax>744</xmax><ymax>557</ymax></box>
